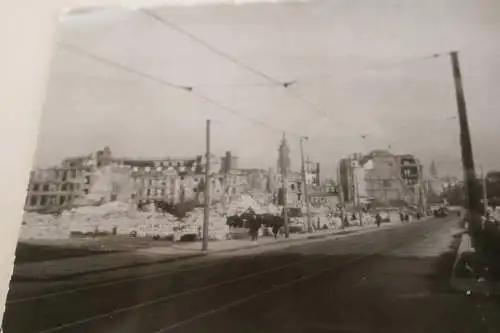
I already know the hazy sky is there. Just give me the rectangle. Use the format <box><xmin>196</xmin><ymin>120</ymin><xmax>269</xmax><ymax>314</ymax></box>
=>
<box><xmin>34</xmin><ymin>0</ymin><xmax>500</xmax><ymax>178</ymax></box>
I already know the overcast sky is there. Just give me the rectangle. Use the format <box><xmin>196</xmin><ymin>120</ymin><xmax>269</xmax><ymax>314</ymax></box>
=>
<box><xmin>34</xmin><ymin>0</ymin><xmax>500</xmax><ymax>178</ymax></box>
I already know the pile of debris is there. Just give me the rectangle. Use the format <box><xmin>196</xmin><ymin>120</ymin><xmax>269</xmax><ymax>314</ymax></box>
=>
<box><xmin>19</xmin><ymin>201</ymin><xmax>178</xmax><ymax>240</ymax></box>
<box><xmin>178</xmin><ymin>194</ymin><xmax>269</xmax><ymax>240</ymax></box>
<box><xmin>163</xmin><ymin>193</ymin><xmax>282</xmax><ymax>240</ymax></box>
<box><xmin>19</xmin><ymin>213</ymin><xmax>71</xmax><ymax>240</ymax></box>
<box><xmin>20</xmin><ymin>189</ymin><xmax>283</xmax><ymax>242</ymax></box>
<box><xmin>64</xmin><ymin>201</ymin><xmax>178</xmax><ymax>236</ymax></box>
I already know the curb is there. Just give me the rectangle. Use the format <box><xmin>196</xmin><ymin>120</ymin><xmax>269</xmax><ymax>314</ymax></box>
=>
<box><xmin>449</xmin><ymin>231</ymin><xmax>500</xmax><ymax>296</ymax></box>
<box><xmin>11</xmin><ymin>224</ymin><xmax>392</xmax><ymax>282</ymax></box>
<box><xmin>11</xmin><ymin>252</ymin><xmax>207</xmax><ymax>282</ymax></box>
<box><xmin>450</xmin><ymin>276</ymin><xmax>500</xmax><ymax>296</ymax></box>
<box><xmin>12</xmin><ymin>230</ymin><xmax>347</xmax><ymax>282</ymax></box>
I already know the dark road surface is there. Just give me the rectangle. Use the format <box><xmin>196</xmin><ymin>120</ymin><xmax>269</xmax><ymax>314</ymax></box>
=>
<box><xmin>4</xmin><ymin>216</ymin><xmax>500</xmax><ymax>333</ymax></box>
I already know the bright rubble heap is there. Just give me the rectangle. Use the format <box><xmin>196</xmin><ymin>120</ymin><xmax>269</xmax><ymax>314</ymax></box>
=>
<box><xmin>19</xmin><ymin>201</ymin><xmax>179</xmax><ymax>241</ymax></box>
<box><xmin>64</xmin><ymin>201</ymin><xmax>177</xmax><ymax>235</ymax></box>
<box><xmin>20</xmin><ymin>182</ymin><xmax>284</xmax><ymax>241</ymax></box>
<box><xmin>19</xmin><ymin>213</ymin><xmax>71</xmax><ymax>240</ymax></box>
<box><xmin>181</xmin><ymin>194</ymin><xmax>277</xmax><ymax>240</ymax></box>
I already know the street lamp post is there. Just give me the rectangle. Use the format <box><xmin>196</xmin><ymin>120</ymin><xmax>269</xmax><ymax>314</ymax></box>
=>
<box><xmin>300</xmin><ymin>137</ymin><xmax>313</xmax><ymax>233</ymax></box>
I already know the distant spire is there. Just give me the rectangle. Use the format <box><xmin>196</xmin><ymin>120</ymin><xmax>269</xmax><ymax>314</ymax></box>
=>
<box><xmin>430</xmin><ymin>160</ymin><xmax>438</xmax><ymax>178</ymax></box>
<box><xmin>278</xmin><ymin>133</ymin><xmax>290</xmax><ymax>174</ymax></box>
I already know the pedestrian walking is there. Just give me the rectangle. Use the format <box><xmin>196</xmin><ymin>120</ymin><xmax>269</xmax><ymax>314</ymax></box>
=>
<box><xmin>272</xmin><ymin>216</ymin><xmax>283</xmax><ymax>239</ymax></box>
<box><xmin>375</xmin><ymin>213</ymin><xmax>382</xmax><ymax>227</ymax></box>
<box><xmin>248</xmin><ymin>214</ymin><xmax>261</xmax><ymax>241</ymax></box>
<box><xmin>343</xmin><ymin>214</ymin><xmax>348</xmax><ymax>228</ymax></box>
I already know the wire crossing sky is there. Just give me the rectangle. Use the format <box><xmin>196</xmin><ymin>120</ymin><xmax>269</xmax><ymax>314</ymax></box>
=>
<box><xmin>36</xmin><ymin>0</ymin><xmax>500</xmax><ymax>178</ymax></box>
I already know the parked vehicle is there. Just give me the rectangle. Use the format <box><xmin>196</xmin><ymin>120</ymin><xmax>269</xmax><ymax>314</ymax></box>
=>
<box><xmin>434</xmin><ymin>207</ymin><xmax>448</xmax><ymax>218</ymax></box>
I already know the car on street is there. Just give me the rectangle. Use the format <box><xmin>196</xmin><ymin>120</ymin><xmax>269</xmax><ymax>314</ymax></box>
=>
<box><xmin>434</xmin><ymin>207</ymin><xmax>449</xmax><ymax>218</ymax></box>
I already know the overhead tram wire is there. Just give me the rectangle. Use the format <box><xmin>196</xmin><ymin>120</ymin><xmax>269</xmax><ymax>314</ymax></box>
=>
<box><xmin>59</xmin><ymin>43</ymin><xmax>184</xmax><ymax>90</ymax></box>
<box><xmin>140</xmin><ymin>9</ymin><xmax>468</xmax><ymax>121</ymax></box>
<box><xmin>191</xmin><ymin>89</ymin><xmax>303</xmax><ymax>138</ymax></box>
<box><xmin>141</xmin><ymin>9</ymin><xmax>338</xmax><ymax>123</ymax></box>
<box><xmin>289</xmin><ymin>53</ymin><xmax>443</xmax><ymax>85</ymax></box>
<box><xmin>58</xmin><ymin>43</ymin><xmax>460</xmax><ymax>153</ymax></box>
<box><xmin>191</xmin><ymin>82</ymin><xmax>278</xmax><ymax>89</ymax></box>
<box><xmin>140</xmin><ymin>9</ymin><xmax>500</xmax><ymax>126</ymax></box>
<box><xmin>57</xmin><ymin>42</ymin><xmax>303</xmax><ymax>138</ymax></box>
<box><xmin>289</xmin><ymin>42</ymin><xmax>500</xmax><ymax>85</ymax></box>
<box><xmin>141</xmin><ymin>9</ymin><xmax>279</xmax><ymax>84</ymax></box>
<box><xmin>140</xmin><ymin>11</ymin><xmax>472</xmax><ymax>129</ymax></box>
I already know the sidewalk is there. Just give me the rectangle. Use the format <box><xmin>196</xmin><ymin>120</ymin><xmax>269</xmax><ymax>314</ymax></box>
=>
<box><xmin>450</xmin><ymin>231</ymin><xmax>500</xmax><ymax>296</ymax></box>
<box><xmin>12</xmin><ymin>222</ymin><xmax>397</xmax><ymax>282</ymax></box>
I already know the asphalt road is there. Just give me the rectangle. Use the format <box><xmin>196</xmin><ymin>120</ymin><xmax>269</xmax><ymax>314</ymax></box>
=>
<box><xmin>4</xmin><ymin>216</ymin><xmax>500</xmax><ymax>333</ymax></box>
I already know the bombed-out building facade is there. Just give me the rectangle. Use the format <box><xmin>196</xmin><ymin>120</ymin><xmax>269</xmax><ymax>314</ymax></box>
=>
<box><xmin>24</xmin><ymin>148</ymin><xmax>284</xmax><ymax>212</ymax></box>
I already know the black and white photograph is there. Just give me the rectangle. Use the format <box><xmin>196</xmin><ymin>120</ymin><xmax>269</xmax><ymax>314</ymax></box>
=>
<box><xmin>3</xmin><ymin>0</ymin><xmax>500</xmax><ymax>332</ymax></box>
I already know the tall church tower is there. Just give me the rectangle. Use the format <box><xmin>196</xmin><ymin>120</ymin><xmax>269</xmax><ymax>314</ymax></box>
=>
<box><xmin>277</xmin><ymin>133</ymin><xmax>291</xmax><ymax>174</ymax></box>
<box><xmin>430</xmin><ymin>160</ymin><xmax>438</xmax><ymax>179</ymax></box>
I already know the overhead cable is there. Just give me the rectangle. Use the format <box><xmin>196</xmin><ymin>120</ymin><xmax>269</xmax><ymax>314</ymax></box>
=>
<box><xmin>141</xmin><ymin>9</ymin><xmax>337</xmax><ymax>124</ymax></box>
<box><xmin>142</xmin><ymin>9</ymin><xmax>280</xmax><ymax>84</ymax></box>
<box><xmin>289</xmin><ymin>53</ymin><xmax>443</xmax><ymax>85</ymax></box>
<box><xmin>58</xmin><ymin>42</ymin><xmax>302</xmax><ymax>138</ymax></box>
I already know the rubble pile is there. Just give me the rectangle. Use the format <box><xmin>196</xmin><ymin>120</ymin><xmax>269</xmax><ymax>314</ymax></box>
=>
<box><xmin>19</xmin><ymin>213</ymin><xmax>70</xmax><ymax>240</ymax></box>
<box><xmin>389</xmin><ymin>211</ymin><xmax>400</xmax><ymax>222</ymax></box>
<box><xmin>225</xmin><ymin>194</ymin><xmax>267</xmax><ymax>216</ymax></box>
<box><xmin>182</xmin><ymin>208</ymin><xmax>229</xmax><ymax>240</ymax></box>
<box><xmin>359</xmin><ymin>213</ymin><xmax>376</xmax><ymax>225</ymax></box>
<box><xmin>19</xmin><ymin>201</ymin><xmax>178</xmax><ymax>240</ymax></box>
<box><xmin>64</xmin><ymin>201</ymin><xmax>177</xmax><ymax>235</ymax></box>
<box><xmin>168</xmin><ymin>193</ymin><xmax>283</xmax><ymax>240</ymax></box>
<box><xmin>266</xmin><ymin>204</ymin><xmax>280</xmax><ymax>215</ymax></box>
<box><xmin>179</xmin><ymin>194</ymin><xmax>268</xmax><ymax>240</ymax></box>
<box><xmin>20</xmin><ymin>186</ymin><xmax>349</xmax><ymax>242</ymax></box>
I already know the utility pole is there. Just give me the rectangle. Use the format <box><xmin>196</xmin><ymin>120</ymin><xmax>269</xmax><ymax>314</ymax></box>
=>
<box><xmin>347</xmin><ymin>157</ymin><xmax>353</xmax><ymax>207</ymax></box>
<box><xmin>337</xmin><ymin>167</ymin><xmax>344</xmax><ymax>206</ymax></box>
<box><xmin>202</xmin><ymin>119</ymin><xmax>211</xmax><ymax>251</ymax></box>
<box><xmin>481</xmin><ymin>165</ymin><xmax>488</xmax><ymax>213</ymax></box>
<box><xmin>353</xmin><ymin>168</ymin><xmax>363</xmax><ymax>226</ymax></box>
<box><xmin>282</xmin><ymin>172</ymin><xmax>289</xmax><ymax>238</ymax></box>
<box><xmin>279</xmin><ymin>133</ymin><xmax>290</xmax><ymax>238</ymax></box>
<box><xmin>418</xmin><ymin>164</ymin><xmax>426</xmax><ymax>211</ymax></box>
<box><xmin>221</xmin><ymin>152</ymin><xmax>230</xmax><ymax>211</ymax></box>
<box><xmin>300</xmin><ymin>137</ymin><xmax>313</xmax><ymax>233</ymax></box>
<box><xmin>337</xmin><ymin>166</ymin><xmax>346</xmax><ymax>229</ymax></box>
<box><xmin>450</xmin><ymin>51</ymin><xmax>481</xmax><ymax>248</ymax></box>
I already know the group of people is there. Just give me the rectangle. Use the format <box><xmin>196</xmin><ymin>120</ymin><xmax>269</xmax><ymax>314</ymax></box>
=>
<box><xmin>231</xmin><ymin>207</ymin><xmax>420</xmax><ymax>241</ymax></box>
<box><xmin>399</xmin><ymin>210</ymin><xmax>411</xmax><ymax>223</ymax></box>
<box><xmin>482</xmin><ymin>207</ymin><xmax>499</xmax><ymax>227</ymax></box>
<box><xmin>227</xmin><ymin>208</ymin><xmax>285</xmax><ymax>241</ymax></box>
